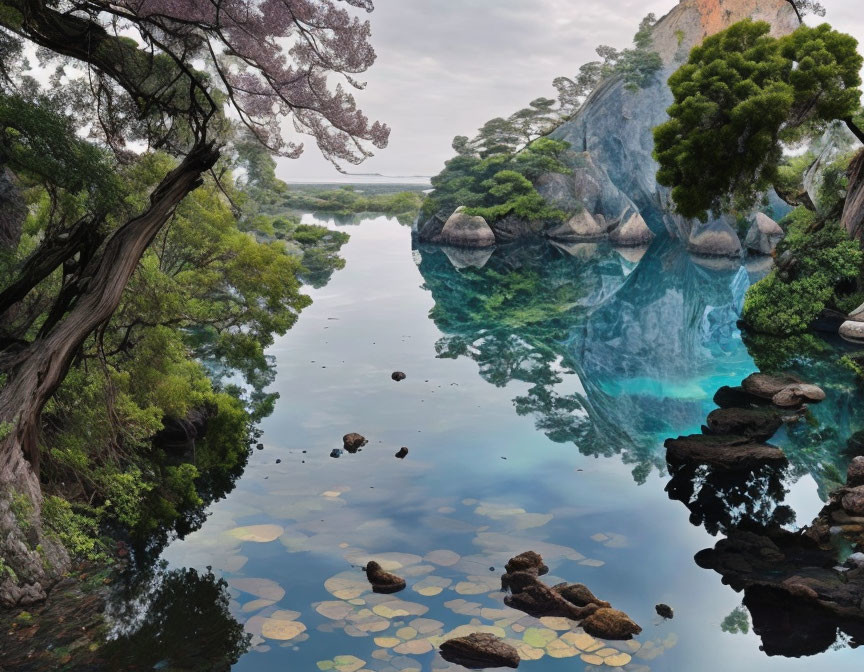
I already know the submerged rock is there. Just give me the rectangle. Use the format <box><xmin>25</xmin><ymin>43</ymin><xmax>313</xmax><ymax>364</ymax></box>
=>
<box><xmin>365</xmin><ymin>561</ymin><xmax>406</xmax><ymax>594</ymax></box>
<box><xmin>440</xmin><ymin>207</ymin><xmax>496</xmax><ymax>248</ymax></box>
<box><xmin>744</xmin><ymin>213</ymin><xmax>785</xmax><ymax>255</ymax></box>
<box><xmin>665</xmin><ymin>434</ymin><xmax>786</xmax><ymax>470</ymax></box>
<box><xmin>705</xmin><ymin>407</ymin><xmax>782</xmax><ymax>441</ymax></box>
<box><xmin>329</xmin><ymin>449</ymin><xmax>342</xmax><ymax>459</ymax></box>
<box><xmin>391</xmin><ymin>371</ymin><xmax>406</xmax><ymax>381</ymax></box>
<box><xmin>582</xmin><ymin>608</ymin><xmax>642</xmax><ymax>640</ymax></box>
<box><xmin>439</xmin><ymin>632</ymin><xmax>520</xmax><ymax>669</ymax></box>
<box><xmin>343</xmin><ymin>433</ymin><xmax>368</xmax><ymax>453</ymax></box>
<box><xmin>655</xmin><ymin>603</ymin><xmax>674</xmax><ymax>619</ymax></box>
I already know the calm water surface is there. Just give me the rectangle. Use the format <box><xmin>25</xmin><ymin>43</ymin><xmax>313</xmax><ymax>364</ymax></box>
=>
<box><xmin>144</xmin><ymin>214</ymin><xmax>864</xmax><ymax>671</ymax></box>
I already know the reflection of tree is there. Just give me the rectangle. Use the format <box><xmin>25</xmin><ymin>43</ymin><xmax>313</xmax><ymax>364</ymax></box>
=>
<box><xmin>721</xmin><ymin>605</ymin><xmax>750</xmax><ymax>635</ymax></box>
<box><xmin>102</xmin><ymin>564</ymin><xmax>250</xmax><ymax>670</ymax></box>
<box><xmin>417</xmin><ymin>238</ymin><xmax>754</xmax><ymax>482</ymax></box>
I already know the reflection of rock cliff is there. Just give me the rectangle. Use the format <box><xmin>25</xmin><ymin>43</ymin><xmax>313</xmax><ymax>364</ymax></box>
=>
<box><xmin>416</xmin><ymin>239</ymin><xmax>760</xmax><ymax>480</ymax></box>
<box><xmin>549</xmin><ymin>0</ymin><xmax>798</xmax><ymax>257</ymax></box>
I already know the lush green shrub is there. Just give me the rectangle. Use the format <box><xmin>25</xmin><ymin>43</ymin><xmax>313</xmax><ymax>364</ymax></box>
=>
<box><xmin>742</xmin><ymin>208</ymin><xmax>862</xmax><ymax>335</ymax></box>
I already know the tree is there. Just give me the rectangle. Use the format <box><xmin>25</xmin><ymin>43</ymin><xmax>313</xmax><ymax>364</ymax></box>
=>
<box><xmin>0</xmin><ymin>0</ymin><xmax>387</xmax><ymax>605</ymax></box>
<box><xmin>653</xmin><ymin>20</ymin><xmax>863</xmax><ymax>220</ymax></box>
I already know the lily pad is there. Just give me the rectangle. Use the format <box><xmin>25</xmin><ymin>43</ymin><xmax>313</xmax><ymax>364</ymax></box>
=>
<box><xmin>227</xmin><ymin>524</ymin><xmax>284</xmax><ymax>543</ymax></box>
<box><xmin>261</xmin><ymin>618</ymin><xmax>307</xmax><ymax>640</ymax></box>
<box><xmin>229</xmin><ymin>578</ymin><xmax>285</xmax><ymax>602</ymax></box>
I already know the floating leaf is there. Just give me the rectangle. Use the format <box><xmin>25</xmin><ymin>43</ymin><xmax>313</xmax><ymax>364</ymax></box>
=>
<box><xmin>560</xmin><ymin>631</ymin><xmax>598</xmax><ymax>650</ymax></box>
<box><xmin>523</xmin><ymin>627</ymin><xmax>558</xmax><ymax>648</ymax></box>
<box><xmin>603</xmin><ymin>652</ymin><xmax>632</xmax><ymax>666</ymax></box>
<box><xmin>316</xmin><ymin>601</ymin><xmax>355</xmax><ymax>620</ymax></box>
<box><xmin>371</xmin><ymin>599</ymin><xmax>428</xmax><ymax>619</ymax></box>
<box><xmin>241</xmin><ymin>599</ymin><xmax>276</xmax><ymax>613</ymax></box>
<box><xmin>325</xmin><ymin>572</ymin><xmax>369</xmax><ymax>600</ymax></box>
<box><xmin>579</xmin><ymin>559</ymin><xmax>605</xmax><ymax>567</ymax></box>
<box><xmin>453</xmin><ymin>575</ymin><xmax>498</xmax><ymax>595</ymax></box>
<box><xmin>410</xmin><ymin>617</ymin><xmax>444</xmax><ymax>634</ymax></box>
<box><xmin>261</xmin><ymin>618</ymin><xmax>306</xmax><ymax>640</ymax></box>
<box><xmin>229</xmin><ymin>578</ymin><xmax>285</xmax><ymax>602</ymax></box>
<box><xmin>227</xmin><ymin>524</ymin><xmax>284</xmax><ymax>543</ymax></box>
<box><xmin>546</xmin><ymin>638</ymin><xmax>579</xmax><ymax>658</ymax></box>
<box><xmin>396</xmin><ymin>626</ymin><xmax>418</xmax><ymax>640</ymax></box>
<box><xmin>271</xmin><ymin>610</ymin><xmax>301</xmax><ymax>621</ymax></box>
<box><xmin>374</xmin><ymin>637</ymin><xmax>401</xmax><ymax>648</ymax></box>
<box><xmin>581</xmin><ymin>653</ymin><xmax>605</xmax><ymax>664</ymax></box>
<box><xmin>512</xmin><ymin>641</ymin><xmax>545</xmax><ymax>661</ymax></box>
<box><xmin>539</xmin><ymin>617</ymin><xmax>573</xmax><ymax>631</ymax></box>
<box><xmin>424</xmin><ymin>550</ymin><xmax>461</xmax><ymax>566</ymax></box>
<box><xmin>412</xmin><ymin>576</ymin><xmax>452</xmax><ymax>597</ymax></box>
<box><xmin>394</xmin><ymin>640</ymin><xmax>433</xmax><ymax>654</ymax></box>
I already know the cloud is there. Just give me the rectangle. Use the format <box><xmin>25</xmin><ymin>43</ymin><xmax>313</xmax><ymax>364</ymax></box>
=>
<box><xmin>276</xmin><ymin>0</ymin><xmax>864</xmax><ymax>183</ymax></box>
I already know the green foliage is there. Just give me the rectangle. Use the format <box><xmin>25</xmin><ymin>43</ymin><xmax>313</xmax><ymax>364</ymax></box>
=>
<box><xmin>424</xmin><ymin>138</ymin><xmax>570</xmax><ymax>223</ymax></box>
<box><xmin>654</xmin><ymin>20</ymin><xmax>863</xmax><ymax>220</ymax></box>
<box><xmin>42</xmin><ymin>496</ymin><xmax>110</xmax><ymax>562</ymax></box>
<box><xmin>742</xmin><ymin>208</ymin><xmax>862</xmax><ymax>335</ymax></box>
<box><xmin>280</xmin><ymin>186</ymin><xmax>424</xmax><ymax>221</ymax></box>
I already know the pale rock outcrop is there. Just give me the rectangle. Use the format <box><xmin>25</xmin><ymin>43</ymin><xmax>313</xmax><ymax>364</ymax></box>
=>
<box><xmin>440</xmin><ymin>207</ymin><xmax>495</xmax><ymax>248</ymax></box>
<box><xmin>687</xmin><ymin>219</ymin><xmax>743</xmax><ymax>258</ymax></box>
<box><xmin>839</xmin><ymin>320</ymin><xmax>864</xmax><ymax>344</ymax></box>
<box><xmin>609</xmin><ymin>210</ymin><xmax>654</xmax><ymax>246</ymax></box>
<box><xmin>545</xmin><ymin>210</ymin><xmax>605</xmax><ymax>241</ymax></box>
<box><xmin>744</xmin><ymin>213</ymin><xmax>784</xmax><ymax>256</ymax></box>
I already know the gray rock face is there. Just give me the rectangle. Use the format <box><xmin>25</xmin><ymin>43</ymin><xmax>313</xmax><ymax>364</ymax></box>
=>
<box><xmin>538</xmin><ymin>152</ymin><xmax>654</xmax><ymax>246</ymax></box>
<box><xmin>745</xmin><ymin>213</ymin><xmax>785</xmax><ymax>255</ymax></box>
<box><xmin>847</xmin><ymin>457</ymin><xmax>864</xmax><ymax>488</ymax></box>
<box><xmin>440</xmin><ymin>207</ymin><xmax>496</xmax><ymax>248</ymax></box>
<box><xmin>489</xmin><ymin>214</ymin><xmax>545</xmax><ymax>243</ymax></box>
<box><xmin>547</xmin><ymin>0</ymin><xmax>797</xmax><ymax>253</ymax></box>
<box><xmin>741</xmin><ymin>373</ymin><xmax>803</xmax><ymax>399</ymax></box>
<box><xmin>417</xmin><ymin>211</ymin><xmax>447</xmax><ymax>243</ymax></box>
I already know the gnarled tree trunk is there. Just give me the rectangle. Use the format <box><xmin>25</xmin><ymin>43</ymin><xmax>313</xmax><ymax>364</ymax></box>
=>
<box><xmin>0</xmin><ymin>142</ymin><xmax>219</xmax><ymax>606</ymax></box>
<box><xmin>842</xmin><ymin>149</ymin><xmax>864</xmax><ymax>241</ymax></box>
<box><xmin>0</xmin><ymin>166</ymin><xmax>25</xmax><ymax>251</ymax></box>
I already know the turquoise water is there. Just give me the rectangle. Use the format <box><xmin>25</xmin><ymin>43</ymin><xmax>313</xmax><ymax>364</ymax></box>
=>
<box><xmin>120</xmin><ymin>214</ymin><xmax>864</xmax><ymax>670</ymax></box>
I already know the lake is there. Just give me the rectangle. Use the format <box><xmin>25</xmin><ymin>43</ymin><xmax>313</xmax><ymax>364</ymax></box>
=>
<box><xmin>112</xmin><ymin>213</ymin><xmax>864</xmax><ymax>671</ymax></box>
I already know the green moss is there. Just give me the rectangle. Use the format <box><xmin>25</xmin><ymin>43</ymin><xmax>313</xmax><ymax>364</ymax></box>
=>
<box><xmin>42</xmin><ymin>496</ymin><xmax>110</xmax><ymax>562</ymax></box>
<box><xmin>13</xmin><ymin>611</ymin><xmax>33</xmax><ymax>624</ymax></box>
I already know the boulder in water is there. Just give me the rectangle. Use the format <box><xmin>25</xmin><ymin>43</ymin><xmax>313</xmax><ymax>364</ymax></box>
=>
<box><xmin>713</xmin><ymin>386</ymin><xmax>768</xmax><ymax>409</ymax></box>
<box><xmin>741</xmin><ymin>373</ymin><xmax>803</xmax><ymax>399</ymax></box>
<box><xmin>609</xmin><ymin>210</ymin><xmax>654</xmax><ymax>246</ymax></box>
<box><xmin>553</xmin><ymin>583</ymin><xmax>610</xmax><ymax>609</ymax></box>
<box><xmin>665</xmin><ymin>434</ymin><xmax>786</xmax><ymax>470</ymax></box>
<box><xmin>343</xmin><ymin>433</ymin><xmax>368</xmax><ymax>453</ymax></box>
<box><xmin>391</xmin><ymin>371</ymin><xmax>406</xmax><ymax>381</ymax></box>
<box><xmin>582</xmin><ymin>607</ymin><xmax>642</xmax><ymax>640</ymax></box>
<box><xmin>417</xmin><ymin>211</ymin><xmax>447</xmax><ymax>243</ymax></box>
<box><xmin>744</xmin><ymin>213</ymin><xmax>785</xmax><ymax>255</ymax></box>
<box><xmin>705</xmin><ymin>407</ymin><xmax>782</xmax><ymax>441</ymax></box>
<box><xmin>848</xmin><ymin>457</ymin><xmax>864</xmax><ymax>487</ymax></box>
<box><xmin>504</xmin><ymin>572</ymin><xmax>598</xmax><ymax>620</ymax></box>
<box><xmin>839</xmin><ymin>320</ymin><xmax>864</xmax><ymax>344</ymax></box>
<box><xmin>771</xmin><ymin>383</ymin><xmax>825</xmax><ymax>408</ymax></box>
<box><xmin>440</xmin><ymin>207</ymin><xmax>495</xmax><ymax>248</ymax></box>
<box><xmin>504</xmin><ymin>551</ymin><xmax>548</xmax><ymax>576</ymax></box>
<box><xmin>439</xmin><ymin>632</ymin><xmax>520</xmax><ymax>669</ymax></box>
<box><xmin>687</xmin><ymin>219</ymin><xmax>743</xmax><ymax>258</ymax></box>
<box><xmin>656</xmin><ymin>603</ymin><xmax>674</xmax><ymax>619</ymax></box>
<box><xmin>545</xmin><ymin>209</ymin><xmax>605</xmax><ymax>241</ymax></box>
<box><xmin>489</xmin><ymin>214</ymin><xmax>545</xmax><ymax>242</ymax></box>
<box><xmin>365</xmin><ymin>561</ymin><xmax>406</xmax><ymax>594</ymax></box>
<box><xmin>395</xmin><ymin>447</ymin><xmax>408</xmax><ymax>459</ymax></box>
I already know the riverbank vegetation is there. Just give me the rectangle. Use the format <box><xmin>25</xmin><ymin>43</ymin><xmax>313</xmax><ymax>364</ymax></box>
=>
<box><xmin>652</xmin><ymin>17</ymin><xmax>864</xmax><ymax>337</ymax></box>
<box><xmin>0</xmin><ymin>0</ymin><xmax>387</xmax><ymax>604</ymax></box>
<box><xmin>280</xmin><ymin>184</ymin><xmax>425</xmax><ymax>222</ymax></box>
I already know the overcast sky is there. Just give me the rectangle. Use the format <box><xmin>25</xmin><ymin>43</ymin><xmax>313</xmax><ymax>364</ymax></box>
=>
<box><xmin>276</xmin><ymin>0</ymin><xmax>864</xmax><ymax>183</ymax></box>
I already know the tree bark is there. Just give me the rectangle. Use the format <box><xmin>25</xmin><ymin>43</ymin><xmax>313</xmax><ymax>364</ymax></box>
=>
<box><xmin>0</xmin><ymin>141</ymin><xmax>219</xmax><ymax>606</ymax></box>
<box><xmin>842</xmin><ymin>149</ymin><xmax>864</xmax><ymax>241</ymax></box>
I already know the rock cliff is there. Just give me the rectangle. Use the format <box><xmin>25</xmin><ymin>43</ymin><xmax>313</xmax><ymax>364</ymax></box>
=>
<box><xmin>548</xmin><ymin>0</ymin><xmax>799</xmax><ymax>257</ymax></box>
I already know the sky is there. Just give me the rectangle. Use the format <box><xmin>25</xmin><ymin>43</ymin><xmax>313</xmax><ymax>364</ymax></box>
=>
<box><xmin>276</xmin><ymin>0</ymin><xmax>864</xmax><ymax>184</ymax></box>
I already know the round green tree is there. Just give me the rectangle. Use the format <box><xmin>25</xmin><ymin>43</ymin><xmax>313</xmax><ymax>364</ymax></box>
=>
<box><xmin>653</xmin><ymin>20</ymin><xmax>863</xmax><ymax>220</ymax></box>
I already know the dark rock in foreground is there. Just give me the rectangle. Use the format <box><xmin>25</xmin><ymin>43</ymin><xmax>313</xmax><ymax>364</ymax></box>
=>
<box><xmin>365</xmin><ymin>561</ymin><xmax>405</xmax><ymax>594</ymax></box>
<box><xmin>665</xmin><ymin>434</ymin><xmax>786</xmax><ymax>470</ymax></box>
<box><xmin>395</xmin><ymin>447</ymin><xmax>408</xmax><ymax>459</ymax></box>
<box><xmin>439</xmin><ymin>632</ymin><xmax>520</xmax><ymax>669</ymax></box>
<box><xmin>343</xmin><ymin>433</ymin><xmax>368</xmax><ymax>453</ymax></box>
<box><xmin>504</xmin><ymin>572</ymin><xmax>599</xmax><ymax>620</ymax></box>
<box><xmin>504</xmin><ymin>550</ymin><xmax>548</xmax><ymax>576</ymax></box>
<box><xmin>391</xmin><ymin>371</ymin><xmax>406</xmax><ymax>381</ymax></box>
<box><xmin>705</xmin><ymin>407</ymin><xmax>782</xmax><ymax>441</ymax></box>
<box><xmin>771</xmin><ymin>383</ymin><xmax>825</xmax><ymax>408</ymax></box>
<box><xmin>553</xmin><ymin>583</ymin><xmax>610</xmax><ymax>609</ymax></box>
<box><xmin>582</xmin><ymin>607</ymin><xmax>643</xmax><ymax>639</ymax></box>
<box><xmin>655</xmin><ymin>603</ymin><xmax>674</xmax><ymax>619</ymax></box>
<box><xmin>712</xmin><ymin>385</ymin><xmax>768</xmax><ymax>409</ymax></box>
